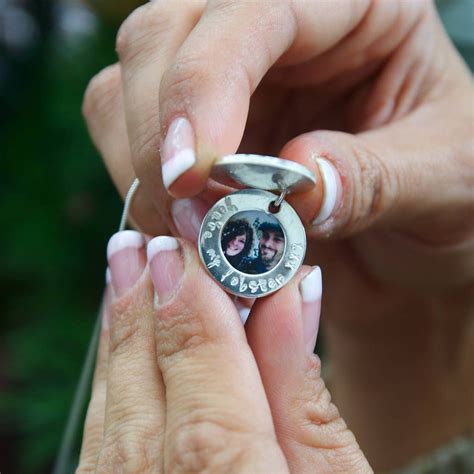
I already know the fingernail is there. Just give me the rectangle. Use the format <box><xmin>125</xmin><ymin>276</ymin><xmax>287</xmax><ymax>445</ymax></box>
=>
<box><xmin>312</xmin><ymin>158</ymin><xmax>342</xmax><ymax>226</ymax></box>
<box><xmin>299</xmin><ymin>266</ymin><xmax>322</xmax><ymax>354</ymax></box>
<box><xmin>107</xmin><ymin>230</ymin><xmax>146</xmax><ymax>297</ymax></box>
<box><xmin>161</xmin><ymin>117</ymin><xmax>196</xmax><ymax>190</ymax></box>
<box><xmin>102</xmin><ymin>277</ymin><xmax>113</xmax><ymax>331</ymax></box>
<box><xmin>235</xmin><ymin>300</ymin><xmax>251</xmax><ymax>324</ymax></box>
<box><xmin>239</xmin><ymin>307</ymin><xmax>251</xmax><ymax>324</ymax></box>
<box><xmin>171</xmin><ymin>197</ymin><xmax>210</xmax><ymax>243</ymax></box>
<box><xmin>147</xmin><ymin>236</ymin><xmax>184</xmax><ymax>305</ymax></box>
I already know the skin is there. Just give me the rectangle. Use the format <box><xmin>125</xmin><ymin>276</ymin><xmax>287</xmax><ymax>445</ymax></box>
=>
<box><xmin>259</xmin><ymin>230</ymin><xmax>285</xmax><ymax>269</ymax></box>
<box><xmin>78</xmin><ymin>242</ymin><xmax>372</xmax><ymax>473</ymax></box>
<box><xmin>226</xmin><ymin>233</ymin><xmax>246</xmax><ymax>257</ymax></box>
<box><xmin>82</xmin><ymin>0</ymin><xmax>474</xmax><ymax>469</ymax></box>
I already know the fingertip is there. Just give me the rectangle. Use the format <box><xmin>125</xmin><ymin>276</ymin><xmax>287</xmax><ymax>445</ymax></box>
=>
<box><xmin>160</xmin><ymin>116</ymin><xmax>218</xmax><ymax>197</ymax></box>
<box><xmin>162</xmin><ymin>148</ymin><xmax>196</xmax><ymax>190</ymax></box>
<box><xmin>279</xmin><ymin>137</ymin><xmax>325</xmax><ymax>224</ymax></box>
<box><xmin>280</xmin><ymin>131</ymin><xmax>349</xmax><ymax>236</ymax></box>
<box><xmin>161</xmin><ymin>117</ymin><xmax>197</xmax><ymax>192</ymax></box>
<box><xmin>248</xmin><ymin>267</ymin><xmax>314</xmax><ymax>361</ymax></box>
<box><xmin>165</xmin><ymin>156</ymin><xmax>213</xmax><ymax>198</ymax></box>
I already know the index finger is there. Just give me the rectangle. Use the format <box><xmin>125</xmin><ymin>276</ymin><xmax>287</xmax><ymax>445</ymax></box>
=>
<box><xmin>118</xmin><ymin>0</ymin><xmax>369</xmax><ymax>203</ymax></box>
<box><xmin>146</xmin><ymin>236</ymin><xmax>288</xmax><ymax>472</ymax></box>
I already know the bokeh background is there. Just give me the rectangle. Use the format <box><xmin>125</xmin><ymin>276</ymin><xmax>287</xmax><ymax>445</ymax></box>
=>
<box><xmin>0</xmin><ymin>0</ymin><xmax>472</xmax><ymax>472</ymax></box>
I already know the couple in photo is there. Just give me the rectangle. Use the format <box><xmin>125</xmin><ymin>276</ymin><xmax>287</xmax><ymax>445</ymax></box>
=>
<box><xmin>221</xmin><ymin>218</ymin><xmax>285</xmax><ymax>274</ymax></box>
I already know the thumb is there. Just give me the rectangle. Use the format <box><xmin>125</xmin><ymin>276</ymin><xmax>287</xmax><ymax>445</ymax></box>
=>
<box><xmin>280</xmin><ymin>103</ymin><xmax>474</xmax><ymax>240</ymax></box>
<box><xmin>246</xmin><ymin>266</ymin><xmax>373</xmax><ymax>473</ymax></box>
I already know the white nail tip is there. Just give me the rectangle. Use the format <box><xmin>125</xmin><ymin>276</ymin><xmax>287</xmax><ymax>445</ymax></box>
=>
<box><xmin>239</xmin><ymin>307</ymin><xmax>251</xmax><ymax>324</ymax></box>
<box><xmin>313</xmin><ymin>158</ymin><xmax>339</xmax><ymax>225</ymax></box>
<box><xmin>153</xmin><ymin>291</ymin><xmax>160</xmax><ymax>309</ymax></box>
<box><xmin>147</xmin><ymin>236</ymin><xmax>180</xmax><ymax>261</ymax></box>
<box><xmin>162</xmin><ymin>148</ymin><xmax>196</xmax><ymax>189</ymax></box>
<box><xmin>105</xmin><ymin>267</ymin><xmax>111</xmax><ymax>285</ymax></box>
<box><xmin>107</xmin><ymin>230</ymin><xmax>145</xmax><ymax>259</ymax></box>
<box><xmin>300</xmin><ymin>266</ymin><xmax>322</xmax><ymax>303</ymax></box>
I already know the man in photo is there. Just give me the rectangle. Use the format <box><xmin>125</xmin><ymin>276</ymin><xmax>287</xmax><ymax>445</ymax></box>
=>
<box><xmin>240</xmin><ymin>222</ymin><xmax>285</xmax><ymax>274</ymax></box>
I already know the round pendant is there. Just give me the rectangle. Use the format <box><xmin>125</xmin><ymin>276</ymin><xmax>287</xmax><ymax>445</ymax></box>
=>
<box><xmin>198</xmin><ymin>188</ymin><xmax>306</xmax><ymax>298</ymax></box>
<box><xmin>211</xmin><ymin>154</ymin><xmax>316</xmax><ymax>192</ymax></box>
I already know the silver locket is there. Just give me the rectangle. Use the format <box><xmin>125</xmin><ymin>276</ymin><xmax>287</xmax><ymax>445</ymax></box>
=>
<box><xmin>198</xmin><ymin>154</ymin><xmax>316</xmax><ymax>298</ymax></box>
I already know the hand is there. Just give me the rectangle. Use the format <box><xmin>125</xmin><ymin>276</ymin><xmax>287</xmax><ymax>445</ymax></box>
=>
<box><xmin>77</xmin><ymin>231</ymin><xmax>371</xmax><ymax>473</ymax></box>
<box><xmin>82</xmin><ymin>1</ymin><xmax>474</xmax><ymax>468</ymax></box>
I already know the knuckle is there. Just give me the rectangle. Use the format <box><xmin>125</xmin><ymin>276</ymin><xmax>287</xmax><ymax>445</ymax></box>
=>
<box><xmin>129</xmin><ymin>112</ymin><xmax>161</xmax><ymax>171</ymax></box>
<box><xmin>115</xmin><ymin>4</ymin><xmax>151</xmax><ymax>59</ymax></box>
<box><xmin>82</xmin><ymin>64</ymin><xmax>121</xmax><ymax>123</ymax></box>
<box><xmin>108</xmin><ymin>313</ymin><xmax>142</xmax><ymax>357</ymax></box>
<box><xmin>107</xmin><ymin>295</ymin><xmax>150</xmax><ymax>356</ymax></box>
<box><xmin>97</xmin><ymin>406</ymin><xmax>162</xmax><ymax>473</ymax></box>
<box><xmin>349</xmin><ymin>142</ymin><xmax>396</xmax><ymax>229</ymax></box>
<box><xmin>116</xmin><ymin>2</ymin><xmax>175</xmax><ymax>64</ymax></box>
<box><xmin>155</xmin><ymin>305</ymin><xmax>211</xmax><ymax>364</ymax></box>
<box><xmin>97</xmin><ymin>433</ymin><xmax>157</xmax><ymax>474</ymax></box>
<box><xmin>296</xmin><ymin>356</ymin><xmax>342</xmax><ymax>429</ymax></box>
<box><xmin>169</xmin><ymin>418</ymin><xmax>256</xmax><ymax>472</ymax></box>
<box><xmin>294</xmin><ymin>357</ymin><xmax>369</xmax><ymax>471</ymax></box>
<box><xmin>160</xmin><ymin>54</ymin><xmax>207</xmax><ymax>112</ymax></box>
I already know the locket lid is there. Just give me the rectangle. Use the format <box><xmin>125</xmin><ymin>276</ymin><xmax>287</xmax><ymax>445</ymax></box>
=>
<box><xmin>211</xmin><ymin>154</ymin><xmax>316</xmax><ymax>193</ymax></box>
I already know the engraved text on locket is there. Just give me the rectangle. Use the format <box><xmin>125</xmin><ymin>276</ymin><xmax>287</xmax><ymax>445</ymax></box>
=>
<box><xmin>198</xmin><ymin>154</ymin><xmax>316</xmax><ymax>299</ymax></box>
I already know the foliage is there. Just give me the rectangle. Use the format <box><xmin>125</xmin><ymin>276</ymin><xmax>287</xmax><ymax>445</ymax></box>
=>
<box><xmin>0</xmin><ymin>14</ymin><xmax>121</xmax><ymax>473</ymax></box>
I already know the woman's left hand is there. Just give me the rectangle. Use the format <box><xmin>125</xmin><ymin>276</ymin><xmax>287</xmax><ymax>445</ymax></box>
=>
<box><xmin>77</xmin><ymin>231</ymin><xmax>371</xmax><ymax>473</ymax></box>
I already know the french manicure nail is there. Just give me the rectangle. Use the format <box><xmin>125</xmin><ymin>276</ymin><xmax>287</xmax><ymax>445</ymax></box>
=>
<box><xmin>299</xmin><ymin>266</ymin><xmax>322</xmax><ymax>354</ymax></box>
<box><xmin>102</xmin><ymin>267</ymin><xmax>112</xmax><ymax>330</ymax></box>
<box><xmin>147</xmin><ymin>236</ymin><xmax>184</xmax><ymax>305</ymax></box>
<box><xmin>235</xmin><ymin>300</ymin><xmax>251</xmax><ymax>324</ymax></box>
<box><xmin>102</xmin><ymin>283</ymin><xmax>113</xmax><ymax>330</ymax></box>
<box><xmin>107</xmin><ymin>231</ymin><xmax>146</xmax><ymax>297</ymax></box>
<box><xmin>239</xmin><ymin>307</ymin><xmax>251</xmax><ymax>324</ymax></box>
<box><xmin>312</xmin><ymin>158</ymin><xmax>342</xmax><ymax>226</ymax></box>
<box><xmin>161</xmin><ymin>117</ymin><xmax>196</xmax><ymax>190</ymax></box>
<box><xmin>171</xmin><ymin>198</ymin><xmax>210</xmax><ymax>243</ymax></box>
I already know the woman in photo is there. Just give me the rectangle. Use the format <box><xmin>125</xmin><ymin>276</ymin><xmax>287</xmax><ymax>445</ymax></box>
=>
<box><xmin>221</xmin><ymin>219</ymin><xmax>254</xmax><ymax>270</ymax></box>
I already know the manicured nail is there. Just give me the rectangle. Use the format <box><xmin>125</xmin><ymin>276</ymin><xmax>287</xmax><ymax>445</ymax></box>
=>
<box><xmin>147</xmin><ymin>236</ymin><xmax>184</xmax><ymax>305</ymax></box>
<box><xmin>102</xmin><ymin>283</ymin><xmax>113</xmax><ymax>330</ymax></box>
<box><xmin>102</xmin><ymin>267</ymin><xmax>112</xmax><ymax>330</ymax></box>
<box><xmin>107</xmin><ymin>231</ymin><xmax>146</xmax><ymax>297</ymax></box>
<box><xmin>235</xmin><ymin>300</ymin><xmax>251</xmax><ymax>324</ymax></box>
<box><xmin>312</xmin><ymin>158</ymin><xmax>342</xmax><ymax>225</ymax></box>
<box><xmin>239</xmin><ymin>307</ymin><xmax>251</xmax><ymax>324</ymax></box>
<box><xmin>161</xmin><ymin>117</ymin><xmax>196</xmax><ymax>190</ymax></box>
<box><xmin>299</xmin><ymin>266</ymin><xmax>322</xmax><ymax>354</ymax></box>
<box><xmin>171</xmin><ymin>198</ymin><xmax>210</xmax><ymax>243</ymax></box>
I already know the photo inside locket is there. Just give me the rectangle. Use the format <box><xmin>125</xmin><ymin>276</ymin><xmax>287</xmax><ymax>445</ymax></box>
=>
<box><xmin>220</xmin><ymin>210</ymin><xmax>286</xmax><ymax>275</ymax></box>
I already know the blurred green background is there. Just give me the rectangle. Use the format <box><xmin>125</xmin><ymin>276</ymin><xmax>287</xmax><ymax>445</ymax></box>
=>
<box><xmin>0</xmin><ymin>0</ymin><xmax>472</xmax><ymax>472</ymax></box>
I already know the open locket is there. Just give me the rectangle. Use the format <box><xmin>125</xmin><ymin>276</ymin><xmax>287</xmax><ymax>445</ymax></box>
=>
<box><xmin>198</xmin><ymin>154</ymin><xmax>316</xmax><ymax>298</ymax></box>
